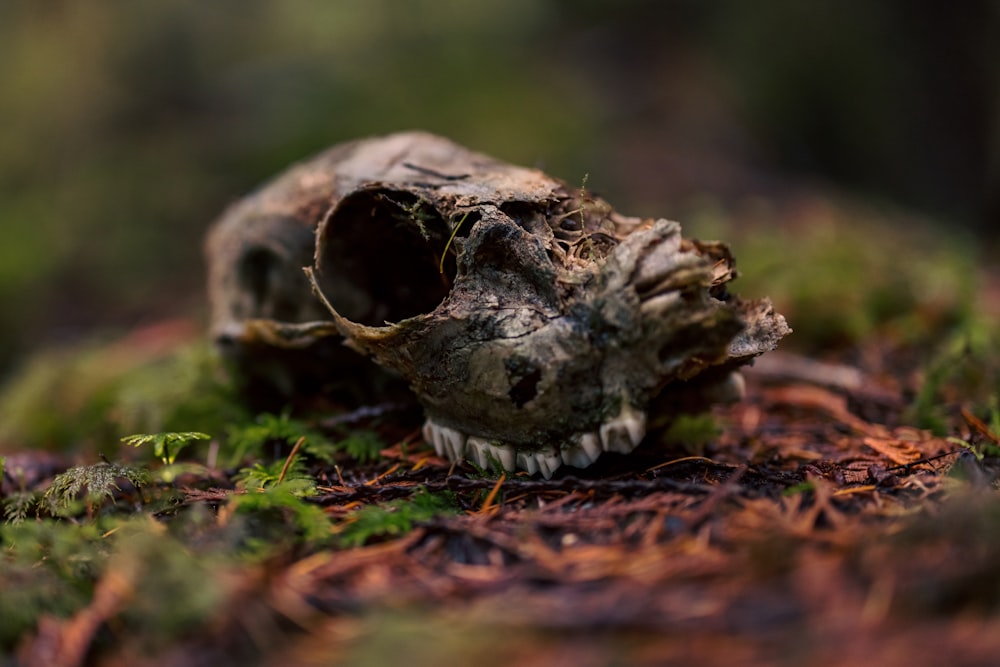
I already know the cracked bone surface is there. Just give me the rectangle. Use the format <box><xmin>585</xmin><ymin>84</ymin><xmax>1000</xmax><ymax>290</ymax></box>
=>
<box><xmin>206</xmin><ymin>131</ymin><xmax>790</xmax><ymax>477</ymax></box>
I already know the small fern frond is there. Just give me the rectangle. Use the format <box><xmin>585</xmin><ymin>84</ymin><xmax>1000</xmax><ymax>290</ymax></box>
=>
<box><xmin>3</xmin><ymin>491</ymin><xmax>40</xmax><ymax>524</ymax></box>
<box><xmin>122</xmin><ymin>431</ymin><xmax>210</xmax><ymax>465</ymax></box>
<box><xmin>235</xmin><ymin>457</ymin><xmax>313</xmax><ymax>494</ymax></box>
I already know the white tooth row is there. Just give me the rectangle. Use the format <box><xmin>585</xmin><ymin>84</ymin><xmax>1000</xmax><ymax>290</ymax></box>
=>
<box><xmin>422</xmin><ymin>403</ymin><xmax>647</xmax><ymax>479</ymax></box>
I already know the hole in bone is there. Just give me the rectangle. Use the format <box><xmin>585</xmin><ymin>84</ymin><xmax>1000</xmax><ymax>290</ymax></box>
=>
<box><xmin>505</xmin><ymin>356</ymin><xmax>542</xmax><ymax>408</ymax></box>
<box><xmin>499</xmin><ymin>201</ymin><xmax>550</xmax><ymax>237</ymax></box>
<box><xmin>559</xmin><ymin>216</ymin><xmax>582</xmax><ymax>231</ymax></box>
<box><xmin>570</xmin><ymin>232</ymin><xmax>617</xmax><ymax>262</ymax></box>
<box><xmin>236</xmin><ymin>246</ymin><xmax>302</xmax><ymax>322</ymax></box>
<box><xmin>316</xmin><ymin>190</ymin><xmax>471</xmax><ymax>325</ymax></box>
<box><xmin>238</xmin><ymin>247</ymin><xmax>279</xmax><ymax>310</ymax></box>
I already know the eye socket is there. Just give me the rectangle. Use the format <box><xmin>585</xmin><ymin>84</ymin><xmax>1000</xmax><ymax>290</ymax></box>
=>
<box><xmin>238</xmin><ymin>247</ymin><xmax>279</xmax><ymax>311</ymax></box>
<box><xmin>316</xmin><ymin>189</ymin><xmax>472</xmax><ymax>325</ymax></box>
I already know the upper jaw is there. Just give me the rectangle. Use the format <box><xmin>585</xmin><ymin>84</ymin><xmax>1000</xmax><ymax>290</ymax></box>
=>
<box><xmin>422</xmin><ymin>401</ymin><xmax>648</xmax><ymax>479</ymax></box>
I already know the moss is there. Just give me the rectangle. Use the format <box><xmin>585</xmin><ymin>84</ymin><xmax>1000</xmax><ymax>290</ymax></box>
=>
<box><xmin>906</xmin><ymin>320</ymin><xmax>1000</xmax><ymax>435</ymax></box>
<box><xmin>661</xmin><ymin>413</ymin><xmax>722</xmax><ymax>455</ymax></box>
<box><xmin>689</xmin><ymin>199</ymin><xmax>977</xmax><ymax>353</ymax></box>
<box><xmin>0</xmin><ymin>520</ymin><xmax>108</xmax><ymax>648</ymax></box>
<box><xmin>0</xmin><ymin>516</ymin><xmax>229</xmax><ymax>655</ymax></box>
<box><xmin>337</xmin><ymin>488</ymin><xmax>460</xmax><ymax>548</ymax></box>
<box><xmin>0</xmin><ymin>339</ymin><xmax>246</xmax><ymax>456</ymax></box>
<box><xmin>225</xmin><ymin>483</ymin><xmax>334</xmax><ymax>558</ymax></box>
<box><xmin>223</xmin><ymin>410</ymin><xmax>331</xmax><ymax>467</ymax></box>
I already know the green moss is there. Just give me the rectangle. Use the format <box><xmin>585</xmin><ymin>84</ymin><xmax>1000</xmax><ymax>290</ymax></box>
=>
<box><xmin>0</xmin><ymin>516</ymin><xmax>228</xmax><ymax>654</ymax></box>
<box><xmin>0</xmin><ymin>520</ymin><xmax>108</xmax><ymax>648</ymax></box>
<box><xmin>0</xmin><ymin>340</ymin><xmax>246</xmax><ymax>456</ymax></box>
<box><xmin>0</xmin><ymin>343</ymin><xmax>122</xmax><ymax>451</ymax></box>
<box><xmin>661</xmin><ymin>413</ymin><xmax>722</xmax><ymax>455</ymax></box>
<box><xmin>226</xmin><ymin>483</ymin><xmax>334</xmax><ymax>557</ymax></box>
<box><xmin>111</xmin><ymin>343</ymin><xmax>248</xmax><ymax>444</ymax></box>
<box><xmin>223</xmin><ymin>410</ymin><xmax>331</xmax><ymax>467</ymax></box>
<box><xmin>906</xmin><ymin>320</ymin><xmax>1000</xmax><ymax>435</ymax></box>
<box><xmin>111</xmin><ymin>522</ymin><xmax>227</xmax><ymax>653</ymax></box>
<box><xmin>338</xmin><ymin>488</ymin><xmax>460</xmax><ymax>548</ymax></box>
<box><xmin>336</xmin><ymin>430</ymin><xmax>387</xmax><ymax>464</ymax></box>
<box><xmin>689</xmin><ymin>201</ymin><xmax>977</xmax><ymax>352</ymax></box>
<box><xmin>224</xmin><ymin>411</ymin><xmax>386</xmax><ymax>467</ymax></box>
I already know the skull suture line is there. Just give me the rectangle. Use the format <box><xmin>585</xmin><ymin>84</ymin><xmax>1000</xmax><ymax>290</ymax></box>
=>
<box><xmin>206</xmin><ymin>131</ymin><xmax>790</xmax><ymax>478</ymax></box>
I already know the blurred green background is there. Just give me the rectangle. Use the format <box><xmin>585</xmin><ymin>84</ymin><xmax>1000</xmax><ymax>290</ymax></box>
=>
<box><xmin>1</xmin><ymin>0</ymin><xmax>998</xmax><ymax>380</ymax></box>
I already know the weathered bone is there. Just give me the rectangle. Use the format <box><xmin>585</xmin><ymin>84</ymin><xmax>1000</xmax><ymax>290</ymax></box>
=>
<box><xmin>206</xmin><ymin>131</ymin><xmax>790</xmax><ymax>477</ymax></box>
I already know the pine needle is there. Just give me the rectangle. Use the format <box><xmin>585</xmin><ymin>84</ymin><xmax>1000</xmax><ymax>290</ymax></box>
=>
<box><xmin>277</xmin><ymin>436</ymin><xmax>307</xmax><ymax>485</ymax></box>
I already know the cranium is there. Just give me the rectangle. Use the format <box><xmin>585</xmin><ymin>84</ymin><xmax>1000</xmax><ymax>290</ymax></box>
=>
<box><xmin>207</xmin><ymin>131</ymin><xmax>789</xmax><ymax>477</ymax></box>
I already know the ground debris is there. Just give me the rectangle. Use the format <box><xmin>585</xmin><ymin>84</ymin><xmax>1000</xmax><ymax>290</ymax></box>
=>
<box><xmin>6</xmin><ymin>344</ymin><xmax>999</xmax><ymax>667</ymax></box>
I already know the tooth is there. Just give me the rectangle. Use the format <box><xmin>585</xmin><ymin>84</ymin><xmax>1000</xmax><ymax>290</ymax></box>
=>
<box><xmin>599</xmin><ymin>404</ymin><xmax>647</xmax><ymax>454</ymax></box>
<box><xmin>560</xmin><ymin>446</ymin><xmax>588</xmax><ymax>468</ymax></box>
<box><xmin>423</xmin><ymin>421</ymin><xmax>445</xmax><ymax>457</ymax></box>
<box><xmin>492</xmin><ymin>444</ymin><xmax>515</xmax><ymax>472</ymax></box>
<box><xmin>600</xmin><ymin>422</ymin><xmax>631</xmax><ymax>454</ymax></box>
<box><xmin>580</xmin><ymin>433</ymin><xmax>602</xmax><ymax>460</ymax></box>
<box><xmin>621</xmin><ymin>403</ymin><xmax>647</xmax><ymax>447</ymax></box>
<box><xmin>442</xmin><ymin>427</ymin><xmax>468</xmax><ymax>461</ymax></box>
<box><xmin>561</xmin><ymin>432</ymin><xmax>601</xmax><ymax>468</ymax></box>
<box><xmin>516</xmin><ymin>451</ymin><xmax>540</xmax><ymax>476</ymax></box>
<box><xmin>518</xmin><ymin>447</ymin><xmax>561</xmax><ymax>478</ymax></box>
<box><xmin>536</xmin><ymin>450</ymin><xmax>562</xmax><ymax>479</ymax></box>
<box><xmin>453</xmin><ymin>434</ymin><xmax>564</xmax><ymax>478</ymax></box>
<box><xmin>465</xmin><ymin>437</ymin><xmax>516</xmax><ymax>472</ymax></box>
<box><xmin>467</xmin><ymin>437</ymin><xmax>489</xmax><ymax>468</ymax></box>
<box><xmin>423</xmin><ymin>420</ymin><xmax>468</xmax><ymax>461</ymax></box>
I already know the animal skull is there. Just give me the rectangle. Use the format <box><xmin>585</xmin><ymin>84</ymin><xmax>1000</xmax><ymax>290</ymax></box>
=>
<box><xmin>206</xmin><ymin>131</ymin><xmax>790</xmax><ymax>477</ymax></box>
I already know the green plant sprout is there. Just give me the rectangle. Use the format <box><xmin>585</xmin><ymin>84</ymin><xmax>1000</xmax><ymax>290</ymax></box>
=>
<box><xmin>122</xmin><ymin>431</ymin><xmax>211</xmax><ymax>465</ymax></box>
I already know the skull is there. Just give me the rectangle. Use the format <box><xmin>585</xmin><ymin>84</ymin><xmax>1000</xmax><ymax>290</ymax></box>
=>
<box><xmin>206</xmin><ymin>131</ymin><xmax>790</xmax><ymax>476</ymax></box>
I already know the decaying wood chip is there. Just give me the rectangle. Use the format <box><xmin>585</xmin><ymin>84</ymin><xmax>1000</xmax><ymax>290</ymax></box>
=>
<box><xmin>206</xmin><ymin>131</ymin><xmax>790</xmax><ymax>477</ymax></box>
